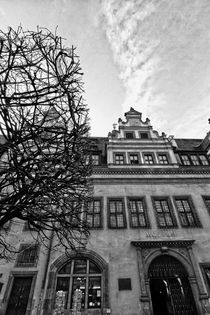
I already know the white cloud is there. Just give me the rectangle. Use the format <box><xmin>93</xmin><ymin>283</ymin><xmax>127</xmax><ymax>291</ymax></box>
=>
<box><xmin>101</xmin><ymin>0</ymin><xmax>210</xmax><ymax>137</ymax></box>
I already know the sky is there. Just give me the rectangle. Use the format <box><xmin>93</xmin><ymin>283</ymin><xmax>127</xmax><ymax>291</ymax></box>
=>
<box><xmin>0</xmin><ymin>0</ymin><xmax>210</xmax><ymax>139</ymax></box>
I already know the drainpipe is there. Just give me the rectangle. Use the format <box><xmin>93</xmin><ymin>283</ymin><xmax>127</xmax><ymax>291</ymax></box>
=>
<box><xmin>36</xmin><ymin>229</ymin><xmax>54</xmax><ymax>315</ymax></box>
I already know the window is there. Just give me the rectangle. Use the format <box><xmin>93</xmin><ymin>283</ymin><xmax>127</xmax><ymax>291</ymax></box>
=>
<box><xmin>108</xmin><ymin>199</ymin><xmax>126</xmax><ymax>228</ymax></box>
<box><xmin>180</xmin><ymin>155</ymin><xmax>191</xmax><ymax>165</ymax></box>
<box><xmin>143</xmin><ymin>153</ymin><xmax>154</xmax><ymax>164</ymax></box>
<box><xmin>128</xmin><ymin>198</ymin><xmax>149</xmax><ymax>228</ymax></box>
<box><xmin>199</xmin><ymin>155</ymin><xmax>209</xmax><ymax>165</ymax></box>
<box><xmin>91</xmin><ymin>154</ymin><xmax>100</xmax><ymax>165</ymax></box>
<box><xmin>180</xmin><ymin>153</ymin><xmax>209</xmax><ymax>166</ymax></box>
<box><xmin>86</xmin><ymin>199</ymin><xmax>102</xmax><ymax>228</ymax></box>
<box><xmin>55</xmin><ymin>259</ymin><xmax>102</xmax><ymax>310</ymax></box>
<box><xmin>174</xmin><ymin>197</ymin><xmax>201</xmax><ymax>227</ymax></box>
<box><xmin>125</xmin><ymin>132</ymin><xmax>134</xmax><ymax>139</ymax></box>
<box><xmin>129</xmin><ymin>154</ymin><xmax>139</xmax><ymax>165</ymax></box>
<box><xmin>190</xmin><ymin>155</ymin><xmax>200</xmax><ymax>165</ymax></box>
<box><xmin>16</xmin><ymin>244</ymin><xmax>39</xmax><ymax>267</ymax></box>
<box><xmin>139</xmin><ymin>132</ymin><xmax>149</xmax><ymax>139</ymax></box>
<box><xmin>114</xmin><ymin>154</ymin><xmax>125</xmax><ymax>165</ymax></box>
<box><xmin>203</xmin><ymin>196</ymin><xmax>210</xmax><ymax>214</ymax></box>
<box><xmin>158</xmin><ymin>154</ymin><xmax>169</xmax><ymax>165</ymax></box>
<box><xmin>153</xmin><ymin>198</ymin><xmax>177</xmax><ymax>228</ymax></box>
<box><xmin>200</xmin><ymin>264</ymin><xmax>210</xmax><ymax>294</ymax></box>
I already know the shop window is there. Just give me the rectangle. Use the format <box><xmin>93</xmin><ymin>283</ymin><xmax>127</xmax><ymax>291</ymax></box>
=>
<box><xmin>128</xmin><ymin>198</ymin><xmax>149</xmax><ymax>228</ymax></box>
<box><xmin>55</xmin><ymin>259</ymin><xmax>102</xmax><ymax>310</ymax></box>
<box><xmin>143</xmin><ymin>153</ymin><xmax>154</xmax><ymax>165</ymax></box>
<box><xmin>16</xmin><ymin>244</ymin><xmax>39</xmax><ymax>267</ymax></box>
<box><xmin>108</xmin><ymin>199</ymin><xmax>126</xmax><ymax>228</ymax></box>
<box><xmin>152</xmin><ymin>197</ymin><xmax>177</xmax><ymax>228</ymax></box>
<box><xmin>174</xmin><ymin>197</ymin><xmax>201</xmax><ymax>227</ymax></box>
<box><xmin>129</xmin><ymin>154</ymin><xmax>139</xmax><ymax>165</ymax></box>
<box><xmin>200</xmin><ymin>264</ymin><xmax>210</xmax><ymax>294</ymax></box>
<box><xmin>158</xmin><ymin>154</ymin><xmax>169</xmax><ymax>165</ymax></box>
<box><xmin>203</xmin><ymin>196</ymin><xmax>210</xmax><ymax>214</ymax></box>
<box><xmin>86</xmin><ymin>199</ymin><xmax>102</xmax><ymax>229</ymax></box>
<box><xmin>114</xmin><ymin>153</ymin><xmax>125</xmax><ymax>165</ymax></box>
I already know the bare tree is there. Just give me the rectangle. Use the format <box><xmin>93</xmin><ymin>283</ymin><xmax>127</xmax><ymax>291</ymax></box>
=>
<box><xmin>0</xmin><ymin>26</ymin><xmax>92</xmax><ymax>258</ymax></box>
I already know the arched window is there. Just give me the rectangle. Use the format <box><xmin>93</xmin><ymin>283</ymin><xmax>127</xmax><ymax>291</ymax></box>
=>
<box><xmin>55</xmin><ymin>258</ymin><xmax>102</xmax><ymax>310</ymax></box>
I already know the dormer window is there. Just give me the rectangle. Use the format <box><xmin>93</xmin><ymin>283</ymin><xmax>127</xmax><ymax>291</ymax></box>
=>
<box><xmin>180</xmin><ymin>155</ymin><xmax>191</xmax><ymax>165</ymax></box>
<box><xmin>191</xmin><ymin>155</ymin><xmax>200</xmax><ymax>165</ymax></box>
<box><xmin>199</xmin><ymin>155</ymin><xmax>209</xmax><ymax>165</ymax></box>
<box><xmin>180</xmin><ymin>153</ymin><xmax>209</xmax><ymax>166</ymax></box>
<box><xmin>125</xmin><ymin>132</ymin><xmax>135</xmax><ymax>139</ymax></box>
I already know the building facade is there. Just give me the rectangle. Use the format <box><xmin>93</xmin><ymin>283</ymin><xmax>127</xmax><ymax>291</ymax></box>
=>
<box><xmin>1</xmin><ymin>108</ymin><xmax>210</xmax><ymax>315</ymax></box>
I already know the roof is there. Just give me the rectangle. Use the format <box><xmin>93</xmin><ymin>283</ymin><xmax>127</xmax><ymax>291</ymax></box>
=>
<box><xmin>175</xmin><ymin>138</ymin><xmax>203</xmax><ymax>151</ymax></box>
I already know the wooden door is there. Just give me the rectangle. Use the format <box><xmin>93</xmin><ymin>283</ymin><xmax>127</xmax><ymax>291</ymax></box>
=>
<box><xmin>6</xmin><ymin>276</ymin><xmax>33</xmax><ymax>315</ymax></box>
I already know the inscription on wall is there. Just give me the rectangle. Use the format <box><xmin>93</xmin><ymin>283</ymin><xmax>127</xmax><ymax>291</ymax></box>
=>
<box><xmin>145</xmin><ymin>231</ymin><xmax>177</xmax><ymax>238</ymax></box>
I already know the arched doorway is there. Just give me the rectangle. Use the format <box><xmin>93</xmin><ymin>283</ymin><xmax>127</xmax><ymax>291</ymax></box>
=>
<box><xmin>149</xmin><ymin>255</ymin><xmax>198</xmax><ymax>315</ymax></box>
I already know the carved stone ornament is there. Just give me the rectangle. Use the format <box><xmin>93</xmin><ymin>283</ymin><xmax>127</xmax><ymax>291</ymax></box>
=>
<box><xmin>141</xmin><ymin>248</ymin><xmax>154</xmax><ymax>261</ymax></box>
<box><xmin>131</xmin><ymin>240</ymin><xmax>195</xmax><ymax>249</ymax></box>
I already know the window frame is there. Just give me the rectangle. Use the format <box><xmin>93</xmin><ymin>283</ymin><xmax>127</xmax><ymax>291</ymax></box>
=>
<box><xmin>107</xmin><ymin>198</ymin><xmax>127</xmax><ymax>229</ymax></box>
<box><xmin>128</xmin><ymin>152</ymin><xmax>140</xmax><ymax>165</ymax></box>
<box><xmin>157</xmin><ymin>152</ymin><xmax>170</xmax><ymax>165</ymax></box>
<box><xmin>124</xmin><ymin>131</ymin><xmax>135</xmax><ymax>139</ymax></box>
<box><xmin>190</xmin><ymin>154</ymin><xmax>200</xmax><ymax>165</ymax></box>
<box><xmin>113</xmin><ymin>152</ymin><xmax>126</xmax><ymax>165</ymax></box>
<box><xmin>85</xmin><ymin>198</ymin><xmax>103</xmax><ymax>229</ymax></box>
<box><xmin>179</xmin><ymin>153</ymin><xmax>209</xmax><ymax>166</ymax></box>
<box><xmin>180</xmin><ymin>154</ymin><xmax>191</xmax><ymax>165</ymax></box>
<box><xmin>127</xmin><ymin>197</ymin><xmax>150</xmax><ymax>228</ymax></box>
<box><xmin>15</xmin><ymin>243</ymin><xmax>39</xmax><ymax>267</ymax></box>
<box><xmin>152</xmin><ymin>196</ymin><xmax>178</xmax><ymax>229</ymax></box>
<box><xmin>200</xmin><ymin>263</ymin><xmax>210</xmax><ymax>295</ymax></box>
<box><xmin>139</xmin><ymin>132</ymin><xmax>149</xmax><ymax>139</ymax></box>
<box><xmin>173</xmin><ymin>196</ymin><xmax>202</xmax><ymax>228</ymax></box>
<box><xmin>202</xmin><ymin>196</ymin><xmax>210</xmax><ymax>215</ymax></box>
<box><xmin>142</xmin><ymin>152</ymin><xmax>155</xmax><ymax>165</ymax></box>
<box><xmin>91</xmin><ymin>154</ymin><xmax>100</xmax><ymax>166</ymax></box>
<box><xmin>55</xmin><ymin>258</ymin><xmax>102</xmax><ymax>310</ymax></box>
<box><xmin>199</xmin><ymin>154</ymin><xmax>209</xmax><ymax>165</ymax></box>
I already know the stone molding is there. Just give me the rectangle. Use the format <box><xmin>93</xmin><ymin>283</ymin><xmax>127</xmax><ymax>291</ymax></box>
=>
<box><xmin>93</xmin><ymin>167</ymin><xmax>210</xmax><ymax>175</ymax></box>
<box><xmin>43</xmin><ymin>249</ymin><xmax>109</xmax><ymax>315</ymax></box>
<box><xmin>131</xmin><ymin>240</ymin><xmax>195</xmax><ymax>249</ymax></box>
<box><xmin>132</xmin><ymin>239</ymin><xmax>209</xmax><ymax>315</ymax></box>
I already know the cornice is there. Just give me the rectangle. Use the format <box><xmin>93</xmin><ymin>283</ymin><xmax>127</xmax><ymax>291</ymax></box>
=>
<box><xmin>131</xmin><ymin>240</ymin><xmax>195</xmax><ymax>248</ymax></box>
<box><xmin>93</xmin><ymin>166</ymin><xmax>210</xmax><ymax>176</ymax></box>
